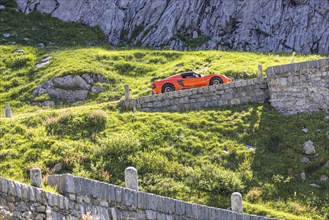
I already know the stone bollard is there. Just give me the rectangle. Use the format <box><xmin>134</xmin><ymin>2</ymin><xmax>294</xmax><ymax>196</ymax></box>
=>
<box><xmin>231</xmin><ymin>192</ymin><xmax>243</xmax><ymax>213</ymax></box>
<box><xmin>258</xmin><ymin>64</ymin><xmax>263</xmax><ymax>78</ymax></box>
<box><xmin>5</xmin><ymin>104</ymin><xmax>12</xmax><ymax>118</ymax></box>
<box><xmin>124</xmin><ymin>85</ymin><xmax>130</xmax><ymax>101</ymax></box>
<box><xmin>125</xmin><ymin>167</ymin><xmax>139</xmax><ymax>191</ymax></box>
<box><xmin>30</xmin><ymin>168</ymin><xmax>42</xmax><ymax>188</ymax></box>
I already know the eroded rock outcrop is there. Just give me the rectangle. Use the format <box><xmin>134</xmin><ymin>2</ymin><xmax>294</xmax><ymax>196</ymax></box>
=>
<box><xmin>16</xmin><ymin>0</ymin><xmax>329</xmax><ymax>53</ymax></box>
<box><xmin>33</xmin><ymin>73</ymin><xmax>106</xmax><ymax>103</ymax></box>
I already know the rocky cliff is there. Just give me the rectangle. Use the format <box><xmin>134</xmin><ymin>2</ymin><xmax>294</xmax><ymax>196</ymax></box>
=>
<box><xmin>16</xmin><ymin>0</ymin><xmax>329</xmax><ymax>53</ymax></box>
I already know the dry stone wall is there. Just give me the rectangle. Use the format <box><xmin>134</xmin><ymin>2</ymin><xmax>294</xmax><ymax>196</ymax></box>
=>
<box><xmin>0</xmin><ymin>175</ymin><xmax>275</xmax><ymax>220</ymax></box>
<box><xmin>123</xmin><ymin>78</ymin><xmax>269</xmax><ymax>112</ymax></box>
<box><xmin>122</xmin><ymin>58</ymin><xmax>329</xmax><ymax>115</ymax></box>
<box><xmin>267</xmin><ymin>58</ymin><xmax>329</xmax><ymax>115</ymax></box>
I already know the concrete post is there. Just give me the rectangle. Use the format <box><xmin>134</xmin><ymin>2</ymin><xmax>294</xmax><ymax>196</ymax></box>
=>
<box><xmin>231</xmin><ymin>192</ymin><xmax>243</xmax><ymax>213</ymax></box>
<box><xmin>5</xmin><ymin>104</ymin><xmax>12</xmax><ymax>118</ymax></box>
<box><xmin>125</xmin><ymin>167</ymin><xmax>139</xmax><ymax>191</ymax></box>
<box><xmin>258</xmin><ymin>64</ymin><xmax>263</xmax><ymax>78</ymax></box>
<box><xmin>30</xmin><ymin>168</ymin><xmax>42</xmax><ymax>188</ymax></box>
<box><xmin>124</xmin><ymin>85</ymin><xmax>130</xmax><ymax>101</ymax></box>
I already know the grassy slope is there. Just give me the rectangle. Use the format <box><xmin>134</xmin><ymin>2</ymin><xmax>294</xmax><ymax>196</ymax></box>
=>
<box><xmin>0</xmin><ymin>2</ymin><xmax>328</xmax><ymax>219</ymax></box>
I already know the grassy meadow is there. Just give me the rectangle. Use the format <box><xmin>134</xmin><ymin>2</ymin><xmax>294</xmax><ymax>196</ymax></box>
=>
<box><xmin>0</xmin><ymin>1</ymin><xmax>328</xmax><ymax>219</ymax></box>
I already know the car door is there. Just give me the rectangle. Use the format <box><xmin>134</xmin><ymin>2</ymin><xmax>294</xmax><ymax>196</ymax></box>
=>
<box><xmin>181</xmin><ymin>72</ymin><xmax>206</xmax><ymax>88</ymax></box>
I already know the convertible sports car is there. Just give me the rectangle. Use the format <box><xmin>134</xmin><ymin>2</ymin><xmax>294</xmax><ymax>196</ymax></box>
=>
<box><xmin>151</xmin><ymin>72</ymin><xmax>231</xmax><ymax>94</ymax></box>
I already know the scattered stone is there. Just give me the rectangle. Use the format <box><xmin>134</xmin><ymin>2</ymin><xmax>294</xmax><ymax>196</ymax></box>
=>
<box><xmin>324</xmin><ymin>161</ymin><xmax>329</xmax><ymax>168</ymax></box>
<box><xmin>11</xmin><ymin>42</ymin><xmax>16</xmax><ymax>45</ymax></box>
<box><xmin>91</xmin><ymin>86</ymin><xmax>104</xmax><ymax>93</ymax></box>
<box><xmin>35</xmin><ymin>56</ymin><xmax>52</xmax><ymax>69</ymax></box>
<box><xmin>175</xmin><ymin>63</ymin><xmax>184</xmax><ymax>67</ymax></box>
<box><xmin>326</xmin><ymin>131</ymin><xmax>329</xmax><ymax>139</ymax></box>
<box><xmin>2</xmin><ymin>33</ymin><xmax>10</xmax><ymax>38</ymax></box>
<box><xmin>310</xmin><ymin>183</ymin><xmax>320</xmax><ymax>188</ymax></box>
<box><xmin>12</xmin><ymin>49</ymin><xmax>24</xmax><ymax>53</ymax></box>
<box><xmin>325</xmin><ymin>116</ymin><xmax>329</xmax><ymax>121</ymax></box>
<box><xmin>4</xmin><ymin>104</ymin><xmax>12</xmax><ymax>118</ymax></box>
<box><xmin>23</xmin><ymin>38</ymin><xmax>30</xmax><ymax>41</ymax></box>
<box><xmin>48</xmin><ymin>42</ymin><xmax>56</xmax><ymax>46</ymax></box>
<box><xmin>40</xmin><ymin>101</ymin><xmax>55</xmax><ymax>107</ymax></box>
<box><xmin>192</xmin><ymin>31</ymin><xmax>198</xmax><ymax>39</ymax></box>
<box><xmin>245</xmin><ymin>145</ymin><xmax>256</xmax><ymax>150</ymax></box>
<box><xmin>21</xmin><ymin>211</ymin><xmax>33</xmax><ymax>219</ymax></box>
<box><xmin>301</xmin><ymin>157</ymin><xmax>310</xmax><ymax>164</ymax></box>
<box><xmin>0</xmin><ymin>5</ymin><xmax>5</xmax><ymax>10</ymax></box>
<box><xmin>320</xmin><ymin>175</ymin><xmax>328</xmax><ymax>182</ymax></box>
<box><xmin>51</xmin><ymin>163</ymin><xmax>63</xmax><ymax>173</ymax></box>
<box><xmin>302</xmin><ymin>128</ymin><xmax>308</xmax><ymax>133</ymax></box>
<box><xmin>303</xmin><ymin>140</ymin><xmax>316</xmax><ymax>155</ymax></box>
<box><xmin>37</xmin><ymin>43</ymin><xmax>45</xmax><ymax>48</ymax></box>
<box><xmin>301</xmin><ymin>171</ymin><xmax>306</xmax><ymax>182</ymax></box>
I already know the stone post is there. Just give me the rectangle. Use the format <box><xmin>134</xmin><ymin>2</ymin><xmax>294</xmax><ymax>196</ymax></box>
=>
<box><xmin>231</xmin><ymin>192</ymin><xmax>243</xmax><ymax>213</ymax></box>
<box><xmin>124</xmin><ymin>85</ymin><xmax>130</xmax><ymax>101</ymax></box>
<box><xmin>258</xmin><ymin>64</ymin><xmax>263</xmax><ymax>78</ymax></box>
<box><xmin>125</xmin><ymin>167</ymin><xmax>139</xmax><ymax>191</ymax></box>
<box><xmin>5</xmin><ymin>104</ymin><xmax>12</xmax><ymax>118</ymax></box>
<box><xmin>30</xmin><ymin>168</ymin><xmax>42</xmax><ymax>188</ymax></box>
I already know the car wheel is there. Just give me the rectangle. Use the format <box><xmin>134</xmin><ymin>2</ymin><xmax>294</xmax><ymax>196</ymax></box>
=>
<box><xmin>209</xmin><ymin>76</ymin><xmax>223</xmax><ymax>86</ymax></box>
<box><xmin>162</xmin><ymin>84</ymin><xmax>175</xmax><ymax>93</ymax></box>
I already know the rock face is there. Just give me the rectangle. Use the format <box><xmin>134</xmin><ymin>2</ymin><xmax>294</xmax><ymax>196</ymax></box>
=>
<box><xmin>33</xmin><ymin>73</ymin><xmax>107</xmax><ymax>103</ymax></box>
<box><xmin>15</xmin><ymin>0</ymin><xmax>329</xmax><ymax>53</ymax></box>
<box><xmin>0</xmin><ymin>206</ymin><xmax>13</xmax><ymax>220</ymax></box>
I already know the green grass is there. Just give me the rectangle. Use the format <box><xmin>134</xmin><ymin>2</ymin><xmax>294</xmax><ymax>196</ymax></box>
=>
<box><xmin>0</xmin><ymin>2</ymin><xmax>328</xmax><ymax>220</ymax></box>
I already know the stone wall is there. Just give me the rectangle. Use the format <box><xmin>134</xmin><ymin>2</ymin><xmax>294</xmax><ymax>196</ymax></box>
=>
<box><xmin>0</xmin><ymin>175</ymin><xmax>275</xmax><ymax>220</ymax></box>
<box><xmin>123</xmin><ymin>78</ymin><xmax>269</xmax><ymax>112</ymax></box>
<box><xmin>267</xmin><ymin>58</ymin><xmax>329</xmax><ymax>115</ymax></box>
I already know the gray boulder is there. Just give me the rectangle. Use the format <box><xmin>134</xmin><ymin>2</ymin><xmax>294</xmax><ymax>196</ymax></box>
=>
<box><xmin>320</xmin><ymin>175</ymin><xmax>328</xmax><ymax>182</ymax></box>
<box><xmin>0</xmin><ymin>5</ymin><xmax>5</xmax><ymax>11</ymax></box>
<box><xmin>0</xmin><ymin>206</ymin><xmax>13</xmax><ymax>220</ymax></box>
<box><xmin>303</xmin><ymin>140</ymin><xmax>316</xmax><ymax>155</ymax></box>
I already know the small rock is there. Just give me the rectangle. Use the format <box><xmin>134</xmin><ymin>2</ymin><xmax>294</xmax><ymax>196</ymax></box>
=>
<box><xmin>12</xmin><ymin>49</ymin><xmax>24</xmax><ymax>53</ymax></box>
<box><xmin>324</xmin><ymin>160</ymin><xmax>329</xmax><ymax>168</ymax></box>
<box><xmin>175</xmin><ymin>63</ymin><xmax>184</xmax><ymax>67</ymax></box>
<box><xmin>301</xmin><ymin>157</ymin><xmax>310</xmax><ymax>163</ymax></box>
<box><xmin>35</xmin><ymin>57</ymin><xmax>52</xmax><ymax>69</ymax></box>
<box><xmin>0</xmin><ymin>5</ymin><xmax>5</xmax><ymax>10</ymax></box>
<box><xmin>310</xmin><ymin>183</ymin><xmax>320</xmax><ymax>188</ymax></box>
<box><xmin>37</xmin><ymin>43</ymin><xmax>45</xmax><ymax>48</ymax></box>
<box><xmin>41</xmin><ymin>101</ymin><xmax>55</xmax><ymax>107</ymax></box>
<box><xmin>192</xmin><ymin>31</ymin><xmax>199</xmax><ymax>38</ymax></box>
<box><xmin>245</xmin><ymin>145</ymin><xmax>256</xmax><ymax>150</ymax></box>
<box><xmin>326</xmin><ymin>131</ymin><xmax>329</xmax><ymax>139</ymax></box>
<box><xmin>302</xmin><ymin>128</ymin><xmax>308</xmax><ymax>133</ymax></box>
<box><xmin>91</xmin><ymin>86</ymin><xmax>104</xmax><ymax>93</ymax></box>
<box><xmin>303</xmin><ymin>140</ymin><xmax>316</xmax><ymax>155</ymax></box>
<box><xmin>325</xmin><ymin>116</ymin><xmax>329</xmax><ymax>121</ymax></box>
<box><xmin>320</xmin><ymin>175</ymin><xmax>328</xmax><ymax>182</ymax></box>
<box><xmin>51</xmin><ymin>162</ymin><xmax>63</xmax><ymax>173</ymax></box>
<box><xmin>2</xmin><ymin>33</ymin><xmax>10</xmax><ymax>38</ymax></box>
<box><xmin>23</xmin><ymin>38</ymin><xmax>30</xmax><ymax>41</ymax></box>
<box><xmin>301</xmin><ymin>171</ymin><xmax>306</xmax><ymax>182</ymax></box>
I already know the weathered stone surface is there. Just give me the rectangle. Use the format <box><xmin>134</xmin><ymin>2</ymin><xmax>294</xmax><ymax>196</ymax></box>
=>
<box><xmin>301</xmin><ymin>171</ymin><xmax>306</xmax><ymax>182</ymax></box>
<box><xmin>15</xmin><ymin>0</ymin><xmax>329</xmax><ymax>53</ymax></box>
<box><xmin>303</xmin><ymin>140</ymin><xmax>316</xmax><ymax>155</ymax></box>
<box><xmin>301</xmin><ymin>157</ymin><xmax>310</xmax><ymax>164</ymax></box>
<box><xmin>0</xmin><ymin>5</ymin><xmax>5</xmax><ymax>10</ymax></box>
<box><xmin>0</xmin><ymin>206</ymin><xmax>13</xmax><ymax>220</ymax></box>
<box><xmin>30</xmin><ymin>168</ymin><xmax>42</xmax><ymax>188</ymax></box>
<box><xmin>125</xmin><ymin>167</ymin><xmax>139</xmax><ymax>191</ymax></box>
<box><xmin>32</xmin><ymin>73</ymin><xmax>107</xmax><ymax>103</ymax></box>
<box><xmin>231</xmin><ymin>192</ymin><xmax>243</xmax><ymax>213</ymax></box>
<box><xmin>35</xmin><ymin>56</ymin><xmax>52</xmax><ymax>68</ymax></box>
<box><xmin>320</xmin><ymin>175</ymin><xmax>328</xmax><ymax>182</ymax></box>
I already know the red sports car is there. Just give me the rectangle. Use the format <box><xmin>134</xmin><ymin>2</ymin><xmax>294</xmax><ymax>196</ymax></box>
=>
<box><xmin>151</xmin><ymin>72</ymin><xmax>231</xmax><ymax>94</ymax></box>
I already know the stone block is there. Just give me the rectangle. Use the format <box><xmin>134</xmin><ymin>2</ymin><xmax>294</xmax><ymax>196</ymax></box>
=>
<box><xmin>7</xmin><ymin>181</ymin><xmax>15</xmax><ymax>195</ymax></box>
<box><xmin>61</xmin><ymin>174</ymin><xmax>75</xmax><ymax>194</ymax></box>
<box><xmin>115</xmin><ymin>186</ymin><xmax>123</xmax><ymax>204</ymax></box>
<box><xmin>14</xmin><ymin>182</ymin><xmax>22</xmax><ymax>198</ymax></box>
<box><xmin>1</xmin><ymin>178</ymin><xmax>8</xmax><ymax>194</ymax></box>
<box><xmin>146</xmin><ymin>210</ymin><xmax>157</xmax><ymax>220</ymax></box>
<box><xmin>138</xmin><ymin>192</ymin><xmax>147</xmax><ymax>210</ymax></box>
<box><xmin>175</xmin><ymin>200</ymin><xmax>185</xmax><ymax>216</ymax></box>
